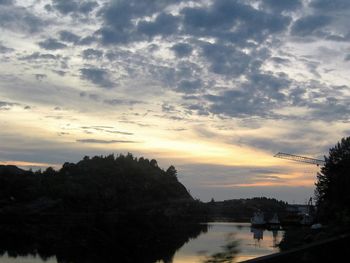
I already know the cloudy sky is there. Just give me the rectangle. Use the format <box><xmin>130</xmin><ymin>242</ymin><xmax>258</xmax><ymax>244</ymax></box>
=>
<box><xmin>1</xmin><ymin>0</ymin><xmax>349</xmax><ymax>203</ymax></box>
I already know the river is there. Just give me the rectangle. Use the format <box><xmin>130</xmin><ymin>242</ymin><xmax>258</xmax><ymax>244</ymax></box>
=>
<box><xmin>0</xmin><ymin>222</ymin><xmax>283</xmax><ymax>263</ymax></box>
<box><xmin>169</xmin><ymin>222</ymin><xmax>283</xmax><ymax>262</ymax></box>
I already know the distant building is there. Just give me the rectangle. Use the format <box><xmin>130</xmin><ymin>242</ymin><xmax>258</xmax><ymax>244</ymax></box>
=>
<box><xmin>286</xmin><ymin>205</ymin><xmax>310</xmax><ymax>214</ymax></box>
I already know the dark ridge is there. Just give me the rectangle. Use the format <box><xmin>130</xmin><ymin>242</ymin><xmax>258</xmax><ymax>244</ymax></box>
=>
<box><xmin>0</xmin><ymin>165</ymin><xmax>27</xmax><ymax>176</ymax></box>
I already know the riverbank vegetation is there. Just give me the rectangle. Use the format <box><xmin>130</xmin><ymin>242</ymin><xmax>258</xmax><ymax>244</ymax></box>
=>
<box><xmin>279</xmin><ymin>136</ymin><xmax>350</xmax><ymax>259</ymax></box>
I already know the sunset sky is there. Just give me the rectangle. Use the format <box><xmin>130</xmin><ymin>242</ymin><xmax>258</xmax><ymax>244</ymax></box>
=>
<box><xmin>1</xmin><ymin>0</ymin><xmax>350</xmax><ymax>203</ymax></box>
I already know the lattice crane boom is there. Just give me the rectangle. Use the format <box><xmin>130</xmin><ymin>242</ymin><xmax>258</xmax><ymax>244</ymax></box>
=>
<box><xmin>274</xmin><ymin>152</ymin><xmax>325</xmax><ymax>166</ymax></box>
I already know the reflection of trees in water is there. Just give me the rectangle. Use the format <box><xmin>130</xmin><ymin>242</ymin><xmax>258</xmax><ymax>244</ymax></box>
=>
<box><xmin>272</xmin><ymin>229</ymin><xmax>279</xmax><ymax>247</ymax></box>
<box><xmin>0</xmin><ymin>218</ymin><xmax>208</xmax><ymax>263</ymax></box>
<box><xmin>201</xmin><ymin>233</ymin><xmax>240</xmax><ymax>263</ymax></box>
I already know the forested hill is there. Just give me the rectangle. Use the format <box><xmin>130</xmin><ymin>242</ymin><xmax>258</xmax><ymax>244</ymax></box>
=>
<box><xmin>207</xmin><ymin>197</ymin><xmax>288</xmax><ymax>221</ymax></box>
<box><xmin>0</xmin><ymin>154</ymin><xmax>194</xmax><ymax>215</ymax></box>
<box><xmin>0</xmin><ymin>155</ymin><xmax>207</xmax><ymax>263</ymax></box>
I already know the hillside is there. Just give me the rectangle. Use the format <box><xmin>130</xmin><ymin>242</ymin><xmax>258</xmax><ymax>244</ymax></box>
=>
<box><xmin>207</xmin><ymin>197</ymin><xmax>288</xmax><ymax>221</ymax></box>
<box><xmin>0</xmin><ymin>154</ymin><xmax>207</xmax><ymax>263</ymax></box>
<box><xmin>0</xmin><ymin>154</ymin><xmax>198</xmax><ymax>217</ymax></box>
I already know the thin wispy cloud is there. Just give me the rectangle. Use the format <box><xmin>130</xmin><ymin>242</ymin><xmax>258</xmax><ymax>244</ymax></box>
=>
<box><xmin>76</xmin><ymin>139</ymin><xmax>138</xmax><ymax>144</ymax></box>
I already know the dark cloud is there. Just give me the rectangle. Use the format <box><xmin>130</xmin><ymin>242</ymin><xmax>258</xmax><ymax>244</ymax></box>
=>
<box><xmin>51</xmin><ymin>0</ymin><xmax>78</xmax><ymax>14</ymax></box>
<box><xmin>0</xmin><ymin>0</ymin><xmax>13</xmax><ymax>5</ymax></box>
<box><xmin>260</xmin><ymin>0</ymin><xmax>303</xmax><ymax>12</ymax></box>
<box><xmin>105</xmin><ymin>130</ymin><xmax>133</xmax><ymax>135</ymax></box>
<box><xmin>325</xmin><ymin>33</ymin><xmax>350</xmax><ymax>42</ymax></box>
<box><xmin>171</xmin><ymin>43</ymin><xmax>193</xmax><ymax>58</ymax></box>
<box><xmin>38</xmin><ymin>38</ymin><xmax>67</xmax><ymax>50</ymax></box>
<box><xmin>103</xmin><ymin>98</ymin><xmax>143</xmax><ymax>106</ymax></box>
<box><xmin>288</xmin><ymin>0</ymin><xmax>350</xmax><ymax>42</ymax></box>
<box><xmin>76</xmin><ymin>139</ymin><xmax>137</xmax><ymax>144</ymax></box>
<box><xmin>80</xmin><ymin>68</ymin><xmax>114</xmax><ymax>88</ymax></box>
<box><xmin>88</xmin><ymin>93</ymin><xmax>100</xmax><ymax>101</ymax></box>
<box><xmin>307</xmin><ymin>98</ymin><xmax>350</xmax><ymax>122</ymax></box>
<box><xmin>203</xmin><ymin>72</ymin><xmax>290</xmax><ymax>118</ymax></box>
<box><xmin>0</xmin><ymin>100</ymin><xmax>17</xmax><ymax>110</ymax></box>
<box><xmin>82</xmin><ymin>48</ymin><xmax>103</xmax><ymax>60</ymax></box>
<box><xmin>271</xmin><ymin>57</ymin><xmax>291</xmax><ymax>65</ymax></box>
<box><xmin>93</xmin><ymin>0</ymin><xmax>293</xmax><ymax>89</ymax></box>
<box><xmin>59</xmin><ymin>31</ymin><xmax>96</xmax><ymax>46</ymax></box>
<box><xmin>97</xmin><ymin>27</ymin><xmax>132</xmax><ymax>45</ymax></box>
<box><xmin>0</xmin><ymin>4</ymin><xmax>44</xmax><ymax>33</ymax></box>
<box><xmin>52</xmin><ymin>70</ymin><xmax>66</xmax><ymax>76</ymax></box>
<box><xmin>59</xmin><ymin>30</ymin><xmax>81</xmax><ymax>43</ymax></box>
<box><xmin>19</xmin><ymin>52</ymin><xmax>60</xmax><ymax>61</ymax></box>
<box><xmin>238</xmin><ymin>128</ymin><xmax>331</xmax><ymax>155</ymax></box>
<box><xmin>34</xmin><ymin>74</ymin><xmax>47</xmax><ymax>81</ymax></box>
<box><xmin>96</xmin><ymin>0</ymin><xmax>181</xmax><ymax>44</ymax></box>
<box><xmin>161</xmin><ymin>103</ymin><xmax>177</xmax><ymax>113</ymax></box>
<box><xmin>80</xmin><ymin>126</ymin><xmax>134</xmax><ymax>135</ymax></box>
<box><xmin>97</xmin><ymin>1</ymin><xmax>143</xmax><ymax>44</ymax></box>
<box><xmin>181</xmin><ymin>0</ymin><xmax>291</xmax><ymax>45</ymax></box>
<box><xmin>79</xmin><ymin>1</ymin><xmax>99</xmax><ymax>14</ymax></box>
<box><xmin>310</xmin><ymin>0</ymin><xmax>350</xmax><ymax>11</ymax></box>
<box><xmin>137</xmin><ymin>13</ymin><xmax>179</xmax><ymax>38</ymax></box>
<box><xmin>50</xmin><ymin>0</ymin><xmax>98</xmax><ymax>15</ymax></box>
<box><xmin>0</xmin><ymin>42</ymin><xmax>14</xmax><ymax>53</ymax></box>
<box><xmin>291</xmin><ymin>15</ymin><xmax>332</xmax><ymax>37</ymax></box>
<box><xmin>176</xmin><ymin>79</ymin><xmax>202</xmax><ymax>94</ymax></box>
<box><xmin>78</xmin><ymin>36</ymin><xmax>96</xmax><ymax>45</ymax></box>
<box><xmin>184</xmin><ymin>103</ymin><xmax>209</xmax><ymax>116</ymax></box>
<box><xmin>282</xmin><ymin>81</ymin><xmax>350</xmax><ymax>122</ymax></box>
<box><xmin>200</xmin><ymin>42</ymin><xmax>253</xmax><ymax>76</ymax></box>
<box><xmin>96</xmin><ymin>0</ymin><xmax>291</xmax><ymax>47</ymax></box>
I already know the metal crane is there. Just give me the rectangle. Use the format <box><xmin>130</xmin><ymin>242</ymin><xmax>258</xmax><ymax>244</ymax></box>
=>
<box><xmin>274</xmin><ymin>152</ymin><xmax>324</xmax><ymax>214</ymax></box>
<box><xmin>274</xmin><ymin>152</ymin><xmax>325</xmax><ymax>166</ymax></box>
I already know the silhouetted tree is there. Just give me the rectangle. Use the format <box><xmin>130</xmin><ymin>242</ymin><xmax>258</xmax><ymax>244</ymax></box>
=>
<box><xmin>43</xmin><ymin>167</ymin><xmax>55</xmax><ymax>176</ymax></box>
<box><xmin>315</xmin><ymin>137</ymin><xmax>350</xmax><ymax>223</ymax></box>
<box><xmin>166</xmin><ymin>165</ymin><xmax>177</xmax><ymax>178</ymax></box>
<box><xmin>150</xmin><ymin>159</ymin><xmax>158</xmax><ymax>168</ymax></box>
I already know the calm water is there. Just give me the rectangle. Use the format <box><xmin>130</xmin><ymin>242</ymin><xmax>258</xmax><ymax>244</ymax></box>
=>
<box><xmin>0</xmin><ymin>222</ymin><xmax>283</xmax><ymax>263</ymax></box>
<box><xmin>169</xmin><ymin>222</ymin><xmax>283</xmax><ymax>262</ymax></box>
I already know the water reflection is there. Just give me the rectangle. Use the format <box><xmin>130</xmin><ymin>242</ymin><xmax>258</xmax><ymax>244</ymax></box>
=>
<box><xmin>202</xmin><ymin>233</ymin><xmax>240</xmax><ymax>263</ymax></box>
<box><xmin>0</xmin><ymin>219</ymin><xmax>208</xmax><ymax>263</ymax></box>
<box><xmin>250</xmin><ymin>227</ymin><xmax>281</xmax><ymax>248</ymax></box>
<box><xmin>0</xmin><ymin>222</ymin><xmax>284</xmax><ymax>263</ymax></box>
<box><xmin>171</xmin><ymin>223</ymin><xmax>283</xmax><ymax>263</ymax></box>
<box><xmin>251</xmin><ymin>227</ymin><xmax>264</xmax><ymax>244</ymax></box>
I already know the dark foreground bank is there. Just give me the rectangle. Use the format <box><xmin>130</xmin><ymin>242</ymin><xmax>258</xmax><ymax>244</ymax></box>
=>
<box><xmin>242</xmin><ymin>233</ymin><xmax>350</xmax><ymax>263</ymax></box>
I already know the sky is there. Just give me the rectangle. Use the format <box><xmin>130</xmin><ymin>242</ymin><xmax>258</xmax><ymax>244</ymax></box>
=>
<box><xmin>0</xmin><ymin>0</ymin><xmax>350</xmax><ymax>203</ymax></box>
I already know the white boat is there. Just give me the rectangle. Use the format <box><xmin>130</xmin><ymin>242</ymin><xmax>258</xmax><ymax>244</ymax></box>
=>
<box><xmin>300</xmin><ymin>213</ymin><xmax>313</xmax><ymax>225</ymax></box>
<box><xmin>311</xmin><ymin>223</ymin><xmax>322</xmax><ymax>230</ymax></box>
<box><xmin>268</xmin><ymin>213</ymin><xmax>280</xmax><ymax>225</ymax></box>
<box><xmin>251</xmin><ymin>211</ymin><xmax>266</xmax><ymax>227</ymax></box>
